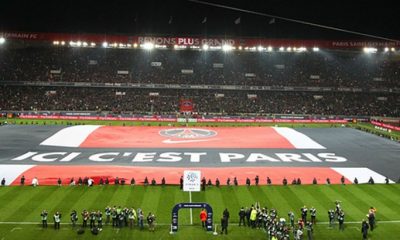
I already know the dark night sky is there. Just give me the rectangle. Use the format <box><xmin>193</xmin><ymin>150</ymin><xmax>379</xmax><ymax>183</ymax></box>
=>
<box><xmin>1</xmin><ymin>0</ymin><xmax>399</xmax><ymax>40</ymax></box>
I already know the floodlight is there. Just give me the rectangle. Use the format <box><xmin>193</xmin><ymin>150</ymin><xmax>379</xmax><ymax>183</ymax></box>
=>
<box><xmin>53</xmin><ymin>41</ymin><xmax>59</xmax><ymax>45</ymax></box>
<box><xmin>222</xmin><ymin>44</ymin><xmax>233</xmax><ymax>51</ymax></box>
<box><xmin>312</xmin><ymin>47</ymin><xmax>319</xmax><ymax>52</ymax></box>
<box><xmin>257</xmin><ymin>46</ymin><xmax>264</xmax><ymax>52</ymax></box>
<box><xmin>76</xmin><ymin>41</ymin><xmax>82</xmax><ymax>47</ymax></box>
<box><xmin>0</xmin><ymin>37</ymin><xmax>5</xmax><ymax>44</ymax></box>
<box><xmin>102</xmin><ymin>42</ymin><xmax>108</xmax><ymax>48</ymax></box>
<box><xmin>363</xmin><ymin>47</ymin><xmax>377</xmax><ymax>53</ymax></box>
<box><xmin>267</xmin><ymin>46</ymin><xmax>273</xmax><ymax>52</ymax></box>
<box><xmin>238</xmin><ymin>46</ymin><xmax>243</xmax><ymax>50</ymax></box>
<box><xmin>287</xmin><ymin>47</ymin><xmax>292</xmax><ymax>52</ymax></box>
<box><xmin>391</xmin><ymin>47</ymin><xmax>396</xmax><ymax>52</ymax></box>
<box><xmin>202</xmin><ymin>44</ymin><xmax>209</xmax><ymax>50</ymax></box>
<box><xmin>61</xmin><ymin>41</ymin><xmax>65</xmax><ymax>46</ymax></box>
<box><xmin>279</xmin><ymin>47</ymin><xmax>284</xmax><ymax>51</ymax></box>
<box><xmin>82</xmin><ymin>42</ymin><xmax>88</xmax><ymax>47</ymax></box>
<box><xmin>142</xmin><ymin>42</ymin><xmax>154</xmax><ymax>50</ymax></box>
<box><xmin>384</xmin><ymin>47</ymin><xmax>389</xmax><ymax>52</ymax></box>
<box><xmin>297</xmin><ymin>47</ymin><xmax>307</xmax><ymax>52</ymax></box>
<box><xmin>90</xmin><ymin>42</ymin><xmax>96</xmax><ymax>47</ymax></box>
<box><xmin>133</xmin><ymin>43</ymin><xmax>138</xmax><ymax>48</ymax></box>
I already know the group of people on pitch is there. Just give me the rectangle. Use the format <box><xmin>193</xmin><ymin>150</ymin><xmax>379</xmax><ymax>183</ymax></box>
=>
<box><xmin>238</xmin><ymin>202</ymin><xmax>296</xmax><ymax>240</ymax></box>
<box><xmin>40</xmin><ymin>206</ymin><xmax>156</xmax><ymax>233</ymax></box>
<box><xmin>232</xmin><ymin>200</ymin><xmax>377</xmax><ymax>240</ymax></box>
<box><xmin>199</xmin><ymin>208</ymin><xmax>230</xmax><ymax>235</ymax></box>
<box><xmin>361</xmin><ymin>207</ymin><xmax>376</xmax><ymax>240</ymax></box>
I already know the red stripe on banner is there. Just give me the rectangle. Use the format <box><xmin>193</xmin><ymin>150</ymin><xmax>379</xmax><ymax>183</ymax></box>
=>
<box><xmin>10</xmin><ymin>166</ymin><xmax>351</xmax><ymax>186</ymax></box>
<box><xmin>80</xmin><ymin>126</ymin><xmax>295</xmax><ymax>148</ymax></box>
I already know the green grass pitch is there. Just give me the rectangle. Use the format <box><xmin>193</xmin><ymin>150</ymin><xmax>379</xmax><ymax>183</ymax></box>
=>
<box><xmin>0</xmin><ymin>184</ymin><xmax>399</xmax><ymax>239</ymax></box>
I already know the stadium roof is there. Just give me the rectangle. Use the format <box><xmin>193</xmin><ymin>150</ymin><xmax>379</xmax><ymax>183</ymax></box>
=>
<box><xmin>1</xmin><ymin>0</ymin><xmax>399</xmax><ymax>41</ymax></box>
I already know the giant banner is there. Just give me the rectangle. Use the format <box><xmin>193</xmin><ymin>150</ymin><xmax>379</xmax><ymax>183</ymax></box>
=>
<box><xmin>179</xmin><ymin>99</ymin><xmax>194</xmax><ymax>112</ymax></box>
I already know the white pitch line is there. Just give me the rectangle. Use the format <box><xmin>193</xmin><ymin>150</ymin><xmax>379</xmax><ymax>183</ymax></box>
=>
<box><xmin>10</xmin><ymin>227</ymin><xmax>22</xmax><ymax>232</ymax></box>
<box><xmin>0</xmin><ymin>220</ymin><xmax>400</xmax><ymax>225</ymax></box>
<box><xmin>189</xmin><ymin>191</ymin><xmax>193</xmax><ymax>225</ymax></box>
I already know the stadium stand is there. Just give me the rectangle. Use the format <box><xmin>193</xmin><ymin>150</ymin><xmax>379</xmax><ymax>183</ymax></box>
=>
<box><xmin>1</xmin><ymin>44</ymin><xmax>400</xmax><ymax>88</ymax></box>
<box><xmin>0</xmin><ymin>86</ymin><xmax>398</xmax><ymax>116</ymax></box>
<box><xmin>0</xmin><ymin>41</ymin><xmax>399</xmax><ymax>116</ymax></box>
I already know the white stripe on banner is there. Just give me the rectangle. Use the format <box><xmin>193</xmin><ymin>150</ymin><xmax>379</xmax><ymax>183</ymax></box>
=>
<box><xmin>273</xmin><ymin>127</ymin><xmax>326</xmax><ymax>149</ymax></box>
<box><xmin>0</xmin><ymin>165</ymin><xmax>36</xmax><ymax>185</ymax></box>
<box><xmin>332</xmin><ymin>167</ymin><xmax>394</xmax><ymax>184</ymax></box>
<box><xmin>40</xmin><ymin>125</ymin><xmax>101</xmax><ymax>147</ymax></box>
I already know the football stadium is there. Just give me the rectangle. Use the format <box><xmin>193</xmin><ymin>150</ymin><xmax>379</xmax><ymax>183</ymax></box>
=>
<box><xmin>0</xmin><ymin>1</ymin><xmax>399</xmax><ymax>239</ymax></box>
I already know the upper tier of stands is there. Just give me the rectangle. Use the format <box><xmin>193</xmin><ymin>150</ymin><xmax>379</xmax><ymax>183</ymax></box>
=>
<box><xmin>1</xmin><ymin>46</ymin><xmax>399</xmax><ymax>88</ymax></box>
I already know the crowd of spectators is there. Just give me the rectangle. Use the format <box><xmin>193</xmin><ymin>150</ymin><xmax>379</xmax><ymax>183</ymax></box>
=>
<box><xmin>1</xmin><ymin>45</ymin><xmax>399</xmax><ymax>88</ymax></box>
<box><xmin>0</xmin><ymin>86</ymin><xmax>398</xmax><ymax>116</ymax></box>
<box><xmin>1</xmin><ymin>44</ymin><xmax>398</xmax><ymax>116</ymax></box>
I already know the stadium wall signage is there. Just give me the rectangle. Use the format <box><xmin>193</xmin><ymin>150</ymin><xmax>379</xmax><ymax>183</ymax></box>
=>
<box><xmin>2</xmin><ymin>31</ymin><xmax>400</xmax><ymax>49</ymax></box>
<box><xmin>2</xmin><ymin>80</ymin><xmax>397</xmax><ymax>94</ymax></box>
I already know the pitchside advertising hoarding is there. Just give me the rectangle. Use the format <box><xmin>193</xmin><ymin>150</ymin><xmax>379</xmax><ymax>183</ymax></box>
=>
<box><xmin>371</xmin><ymin>120</ymin><xmax>400</xmax><ymax>131</ymax></box>
<box><xmin>18</xmin><ymin>114</ymin><xmax>352</xmax><ymax>123</ymax></box>
<box><xmin>183</xmin><ymin>170</ymin><xmax>201</xmax><ymax>192</ymax></box>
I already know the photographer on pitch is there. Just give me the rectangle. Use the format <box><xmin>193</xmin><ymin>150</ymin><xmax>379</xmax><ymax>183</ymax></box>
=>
<box><xmin>70</xmin><ymin>210</ymin><xmax>78</xmax><ymax>227</ymax></box>
<box><xmin>41</xmin><ymin>210</ymin><xmax>48</xmax><ymax>228</ymax></box>
<box><xmin>53</xmin><ymin>211</ymin><xmax>61</xmax><ymax>230</ymax></box>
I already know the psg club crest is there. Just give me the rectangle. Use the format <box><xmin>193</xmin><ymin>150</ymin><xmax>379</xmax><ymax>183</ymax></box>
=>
<box><xmin>159</xmin><ymin>128</ymin><xmax>217</xmax><ymax>139</ymax></box>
